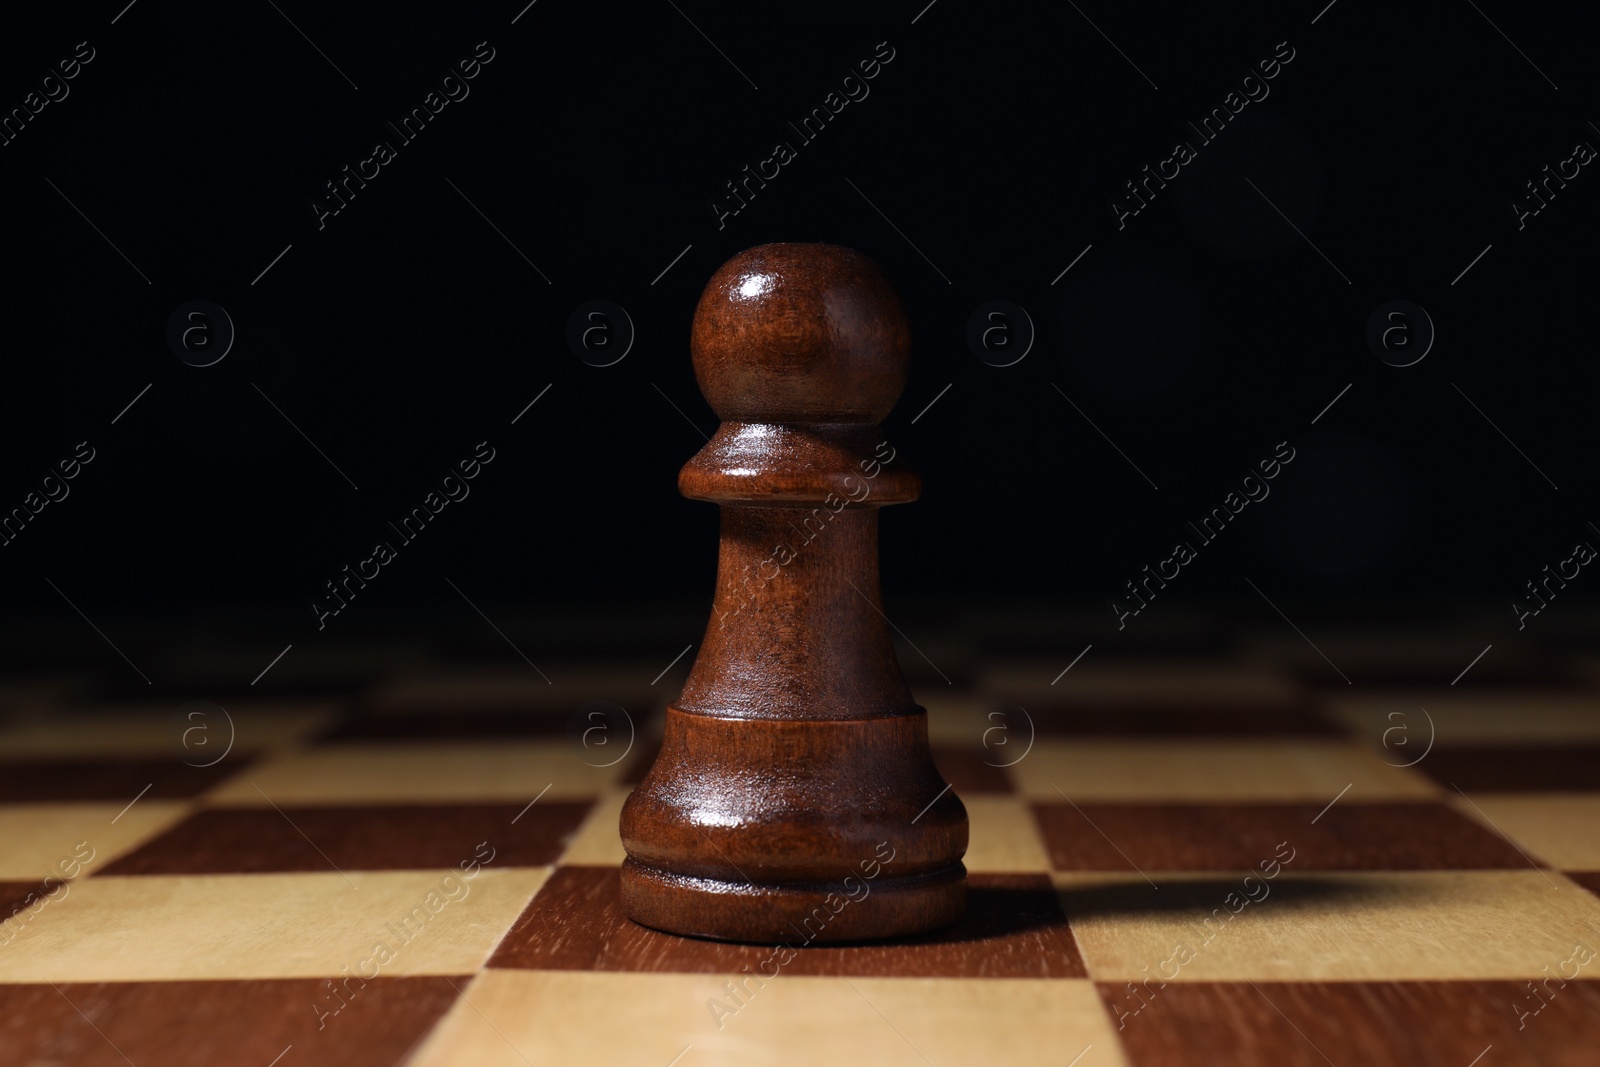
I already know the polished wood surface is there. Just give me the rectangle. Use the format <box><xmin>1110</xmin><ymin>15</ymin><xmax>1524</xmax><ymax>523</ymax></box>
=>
<box><xmin>4</xmin><ymin>615</ymin><xmax>1600</xmax><ymax>1065</ymax></box>
<box><xmin>619</xmin><ymin>242</ymin><xmax>968</xmax><ymax>942</ymax></box>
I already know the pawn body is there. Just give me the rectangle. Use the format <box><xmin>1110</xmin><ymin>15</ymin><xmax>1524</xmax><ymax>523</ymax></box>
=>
<box><xmin>619</xmin><ymin>243</ymin><xmax>967</xmax><ymax>943</ymax></box>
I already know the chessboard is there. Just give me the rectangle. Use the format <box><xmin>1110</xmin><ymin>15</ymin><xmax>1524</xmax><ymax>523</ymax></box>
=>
<box><xmin>0</xmin><ymin>601</ymin><xmax>1596</xmax><ymax>1066</ymax></box>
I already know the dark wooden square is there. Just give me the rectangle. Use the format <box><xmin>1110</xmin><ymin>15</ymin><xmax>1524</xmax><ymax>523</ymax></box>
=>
<box><xmin>99</xmin><ymin>802</ymin><xmax>592</xmax><ymax>875</ymax></box>
<box><xmin>0</xmin><ymin>978</ymin><xmax>466</xmax><ymax>1067</ymax></box>
<box><xmin>1104</xmin><ymin>981</ymin><xmax>1600</xmax><ymax>1067</ymax></box>
<box><xmin>1033</xmin><ymin>802</ymin><xmax>1533</xmax><ymax>870</ymax></box>
<box><xmin>489</xmin><ymin>866</ymin><xmax>1086</xmax><ymax>978</ymax></box>
<box><xmin>1025</xmin><ymin>703</ymin><xmax>1339</xmax><ymax>737</ymax></box>
<box><xmin>1415</xmin><ymin>748</ymin><xmax>1600</xmax><ymax>792</ymax></box>
<box><xmin>0</xmin><ymin>758</ymin><xmax>249</xmax><ymax>801</ymax></box>
<box><xmin>318</xmin><ymin>710</ymin><xmax>574</xmax><ymax>741</ymax></box>
<box><xmin>929</xmin><ymin>745</ymin><xmax>1013</xmax><ymax>794</ymax></box>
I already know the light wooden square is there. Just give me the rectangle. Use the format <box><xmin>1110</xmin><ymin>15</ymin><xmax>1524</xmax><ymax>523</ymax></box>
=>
<box><xmin>558</xmin><ymin>787</ymin><xmax>630</xmax><ymax>866</ymax></box>
<box><xmin>0</xmin><ymin>802</ymin><xmax>189</xmax><ymax>880</ymax></box>
<box><xmin>1455</xmin><ymin>794</ymin><xmax>1600</xmax><ymax>869</ymax></box>
<box><xmin>0</xmin><ymin>867</ymin><xmax>547</xmax><ymax>982</ymax></box>
<box><xmin>0</xmin><ymin>702</ymin><xmax>333</xmax><ymax>758</ymax></box>
<box><xmin>204</xmin><ymin>742</ymin><xmax>619</xmax><ymax>805</ymax></box>
<box><xmin>1058</xmin><ymin>870</ymin><xmax>1600</xmax><ymax>981</ymax></box>
<box><xmin>963</xmin><ymin>796</ymin><xmax>1051</xmax><ymax>873</ymax></box>
<box><xmin>1010</xmin><ymin>740</ymin><xmax>1439</xmax><ymax>801</ymax></box>
<box><xmin>410</xmin><ymin>971</ymin><xmax>1127</xmax><ymax>1067</ymax></box>
<box><xmin>920</xmin><ymin>690</ymin><xmax>992</xmax><ymax>745</ymax></box>
<box><xmin>1327</xmin><ymin>690</ymin><xmax>1600</xmax><ymax>746</ymax></box>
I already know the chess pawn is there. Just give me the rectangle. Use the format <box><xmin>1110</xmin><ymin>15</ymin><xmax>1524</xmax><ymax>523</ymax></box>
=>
<box><xmin>620</xmin><ymin>243</ymin><xmax>967</xmax><ymax>943</ymax></box>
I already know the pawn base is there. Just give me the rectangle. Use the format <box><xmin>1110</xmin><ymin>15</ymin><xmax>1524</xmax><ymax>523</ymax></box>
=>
<box><xmin>620</xmin><ymin>706</ymin><xmax>969</xmax><ymax>944</ymax></box>
<box><xmin>620</xmin><ymin>859</ymin><xmax>966</xmax><ymax>944</ymax></box>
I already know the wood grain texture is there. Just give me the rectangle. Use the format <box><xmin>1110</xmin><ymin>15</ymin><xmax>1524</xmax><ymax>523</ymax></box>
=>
<box><xmin>0</xmin><ymin>614</ymin><xmax>1595</xmax><ymax>1063</ymax></box>
<box><xmin>1060</xmin><ymin>871</ymin><xmax>1600</xmax><ymax>981</ymax></box>
<box><xmin>1101</xmin><ymin>980</ymin><xmax>1600</xmax><ymax>1067</ymax></box>
<box><xmin>620</xmin><ymin>243</ymin><xmax>966</xmax><ymax>942</ymax></box>
<box><xmin>491</xmin><ymin>866</ymin><xmax>1083</xmax><ymax>978</ymax></box>
<box><xmin>1011</xmin><ymin>740</ymin><xmax>1440</xmax><ymax>801</ymax></box>
<box><xmin>673</xmin><ymin>506</ymin><xmax>912</xmax><ymax>722</ymax></box>
<box><xmin>962</xmin><ymin>797</ymin><xmax>1055</xmax><ymax>873</ymax></box>
<box><xmin>0</xmin><ymin>881</ymin><xmax>51</xmax><ymax>928</ymax></box>
<box><xmin>0</xmin><ymin>869</ymin><xmax>548</xmax><ymax>981</ymax></box>
<box><xmin>620</xmin><ymin>738</ymin><xmax>661</xmax><ymax>786</ymax></box>
<box><xmin>1453</xmin><ymin>794</ymin><xmax>1600</xmax><ymax>868</ymax></box>
<box><xmin>1033</xmin><ymin>802</ymin><xmax>1534</xmax><ymax>870</ymax></box>
<box><xmin>0</xmin><ymin>801</ymin><xmax>188</xmax><ymax>878</ymax></box>
<box><xmin>687</xmin><ymin>243</ymin><xmax>910</xmax><ymax>424</ymax></box>
<box><xmin>203</xmin><ymin>742</ymin><xmax>617</xmax><ymax>804</ymax></box>
<box><xmin>99</xmin><ymin>802</ymin><xmax>591</xmax><ymax>875</ymax></box>
<box><xmin>412</xmin><ymin>972</ymin><xmax>1128</xmax><ymax>1067</ymax></box>
<box><xmin>0</xmin><ymin>978</ymin><xmax>467</xmax><ymax>1067</ymax></box>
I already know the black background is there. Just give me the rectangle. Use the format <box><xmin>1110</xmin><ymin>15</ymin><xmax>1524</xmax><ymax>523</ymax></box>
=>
<box><xmin>1</xmin><ymin>1</ymin><xmax>1595</xmax><ymax>646</ymax></box>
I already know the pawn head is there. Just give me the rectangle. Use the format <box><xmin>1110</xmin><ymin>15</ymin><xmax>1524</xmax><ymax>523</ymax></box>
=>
<box><xmin>690</xmin><ymin>243</ymin><xmax>911</xmax><ymax>424</ymax></box>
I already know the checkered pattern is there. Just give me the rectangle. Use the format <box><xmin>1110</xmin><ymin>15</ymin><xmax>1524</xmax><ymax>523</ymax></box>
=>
<box><xmin>0</xmin><ymin>611</ymin><xmax>1597</xmax><ymax>1066</ymax></box>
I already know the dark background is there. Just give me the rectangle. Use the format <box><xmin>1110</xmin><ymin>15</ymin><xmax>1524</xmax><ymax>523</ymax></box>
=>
<box><xmin>1</xmin><ymin>1</ymin><xmax>1595</xmax><ymax>657</ymax></box>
